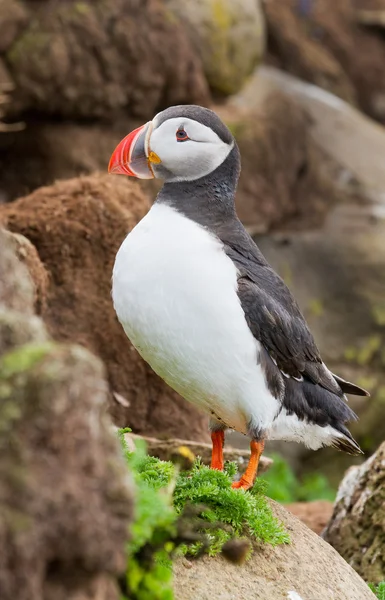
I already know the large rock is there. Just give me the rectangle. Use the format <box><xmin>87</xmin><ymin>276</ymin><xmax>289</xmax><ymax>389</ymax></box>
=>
<box><xmin>323</xmin><ymin>442</ymin><xmax>385</xmax><ymax>583</ymax></box>
<box><xmin>217</xmin><ymin>92</ymin><xmax>339</xmax><ymax>233</ymax></box>
<box><xmin>0</xmin><ymin>174</ymin><xmax>210</xmax><ymax>441</ymax></box>
<box><xmin>173</xmin><ymin>501</ymin><xmax>376</xmax><ymax>600</ymax></box>
<box><xmin>0</xmin><ymin>228</ymin><xmax>133</xmax><ymax>600</ymax></box>
<box><xmin>264</xmin><ymin>0</ymin><xmax>385</xmax><ymax>123</ymax></box>
<box><xmin>4</xmin><ymin>0</ymin><xmax>209</xmax><ymax>119</ymax></box>
<box><xmin>165</xmin><ymin>0</ymin><xmax>265</xmax><ymax>96</ymax></box>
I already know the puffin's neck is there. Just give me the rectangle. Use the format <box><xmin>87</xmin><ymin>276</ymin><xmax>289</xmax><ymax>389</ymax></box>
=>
<box><xmin>155</xmin><ymin>145</ymin><xmax>240</xmax><ymax>230</ymax></box>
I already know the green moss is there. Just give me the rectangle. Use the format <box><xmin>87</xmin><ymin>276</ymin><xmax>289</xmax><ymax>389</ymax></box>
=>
<box><xmin>308</xmin><ymin>298</ymin><xmax>324</xmax><ymax>318</ymax></box>
<box><xmin>7</xmin><ymin>26</ymin><xmax>51</xmax><ymax>66</ymax></box>
<box><xmin>344</xmin><ymin>335</ymin><xmax>382</xmax><ymax>366</ymax></box>
<box><xmin>372</xmin><ymin>305</ymin><xmax>385</xmax><ymax>327</ymax></box>
<box><xmin>74</xmin><ymin>2</ymin><xmax>90</xmax><ymax>14</ymax></box>
<box><xmin>117</xmin><ymin>431</ymin><xmax>289</xmax><ymax>600</ymax></box>
<box><xmin>0</xmin><ymin>342</ymin><xmax>53</xmax><ymax>379</ymax></box>
<box><xmin>212</xmin><ymin>0</ymin><xmax>231</xmax><ymax>31</ymax></box>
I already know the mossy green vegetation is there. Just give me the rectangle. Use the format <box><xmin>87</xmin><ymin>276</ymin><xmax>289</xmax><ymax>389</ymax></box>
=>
<box><xmin>117</xmin><ymin>431</ymin><xmax>289</xmax><ymax>600</ymax></box>
<box><xmin>261</xmin><ymin>453</ymin><xmax>336</xmax><ymax>503</ymax></box>
<box><xmin>369</xmin><ymin>582</ymin><xmax>385</xmax><ymax>599</ymax></box>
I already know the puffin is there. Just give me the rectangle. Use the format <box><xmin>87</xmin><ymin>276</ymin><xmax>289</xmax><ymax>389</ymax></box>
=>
<box><xmin>108</xmin><ymin>105</ymin><xmax>369</xmax><ymax>490</ymax></box>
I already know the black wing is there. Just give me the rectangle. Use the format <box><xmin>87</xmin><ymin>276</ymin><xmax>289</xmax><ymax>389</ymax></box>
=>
<box><xmin>220</xmin><ymin>228</ymin><xmax>368</xmax><ymax>400</ymax></box>
<box><xmin>219</xmin><ymin>227</ymin><xmax>367</xmax><ymax>454</ymax></box>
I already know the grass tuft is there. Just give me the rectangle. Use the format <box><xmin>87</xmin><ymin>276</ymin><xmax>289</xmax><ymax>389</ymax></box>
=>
<box><xmin>117</xmin><ymin>431</ymin><xmax>289</xmax><ymax>600</ymax></box>
<box><xmin>369</xmin><ymin>582</ymin><xmax>385</xmax><ymax>600</ymax></box>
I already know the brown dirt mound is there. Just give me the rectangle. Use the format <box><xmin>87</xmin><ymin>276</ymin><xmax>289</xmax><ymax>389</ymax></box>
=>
<box><xmin>3</xmin><ymin>0</ymin><xmax>209</xmax><ymax>120</ymax></box>
<box><xmin>0</xmin><ymin>173</ymin><xmax>210</xmax><ymax>441</ymax></box>
<box><xmin>264</xmin><ymin>0</ymin><xmax>385</xmax><ymax>122</ymax></box>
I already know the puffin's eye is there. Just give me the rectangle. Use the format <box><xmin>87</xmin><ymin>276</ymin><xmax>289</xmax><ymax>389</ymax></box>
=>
<box><xmin>176</xmin><ymin>129</ymin><xmax>189</xmax><ymax>142</ymax></box>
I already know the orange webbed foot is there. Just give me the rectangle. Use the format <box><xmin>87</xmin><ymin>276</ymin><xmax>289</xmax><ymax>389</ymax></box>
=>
<box><xmin>231</xmin><ymin>440</ymin><xmax>265</xmax><ymax>491</ymax></box>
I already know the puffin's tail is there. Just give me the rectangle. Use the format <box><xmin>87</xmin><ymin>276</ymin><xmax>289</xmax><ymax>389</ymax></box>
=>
<box><xmin>332</xmin><ymin>373</ymin><xmax>370</xmax><ymax>397</ymax></box>
<box><xmin>330</xmin><ymin>425</ymin><xmax>363</xmax><ymax>456</ymax></box>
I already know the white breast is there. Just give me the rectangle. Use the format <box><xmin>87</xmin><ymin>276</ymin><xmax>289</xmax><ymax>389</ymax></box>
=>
<box><xmin>112</xmin><ymin>203</ymin><xmax>279</xmax><ymax>434</ymax></box>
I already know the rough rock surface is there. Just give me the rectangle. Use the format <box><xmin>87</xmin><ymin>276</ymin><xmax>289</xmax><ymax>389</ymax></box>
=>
<box><xmin>166</xmin><ymin>0</ymin><xmax>265</xmax><ymax>96</ymax></box>
<box><xmin>264</xmin><ymin>0</ymin><xmax>385</xmax><ymax>122</ymax></box>
<box><xmin>0</xmin><ymin>228</ymin><xmax>133</xmax><ymax>600</ymax></box>
<box><xmin>323</xmin><ymin>442</ymin><xmax>385</xmax><ymax>583</ymax></box>
<box><xmin>2</xmin><ymin>229</ymin><xmax>48</xmax><ymax>313</ymax></box>
<box><xmin>173</xmin><ymin>501</ymin><xmax>376</xmax><ymax>600</ymax></box>
<box><xmin>3</xmin><ymin>0</ymin><xmax>209</xmax><ymax>119</ymax></box>
<box><xmin>0</xmin><ymin>174</ymin><xmax>210</xmax><ymax>441</ymax></box>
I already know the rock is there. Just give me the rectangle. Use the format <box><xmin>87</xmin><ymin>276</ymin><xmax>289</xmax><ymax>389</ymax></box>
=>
<box><xmin>323</xmin><ymin>442</ymin><xmax>385</xmax><ymax>583</ymax></box>
<box><xmin>0</xmin><ymin>229</ymin><xmax>134</xmax><ymax>600</ymax></box>
<box><xmin>216</xmin><ymin>89</ymin><xmax>339</xmax><ymax>233</ymax></box>
<box><xmin>173</xmin><ymin>501</ymin><xmax>376</xmax><ymax>600</ymax></box>
<box><xmin>125</xmin><ymin>432</ymin><xmax>273</xmax><ymax>475</ymax></box>
<box><xmin>0</xmin><ymin>227</ymin><xmax>34</xmax><ymax>314</ymax></box>
<box><xmin>286</xmin><ymin>501</ymin><xmax>334</xmax><ymax>535</ymax></box>
<box><xmin>0</xmin><ymin>174</ymin><xmax>210</xmax><ymax>441</ymax></box>
<box><xmin>2</xmin><ymin>229</ymin><xmax>48</xmax><ymax>313</ymax></box>
<box><xmin>264</xmin><ymin>0</ymin><xmax>385</xmax><ymax>123</ymax></box>
<box><xmin>165</xmin><ymin>0</ymin><xmax>265</xmax><ymax>96</ymax></box>
<box><xmin>263</xmin><ymin>0</ymin><xmax>356</xmax><ymax>105</ymax></box>
<box><xmin>4</xmin><ymin>0</ymin><xmax>209</xmax><ymax>119</ymax></box>
<box><xmin>0</xmin><ymin>0</ymin><xmax>28</xmax><ymax>53</ymax></box>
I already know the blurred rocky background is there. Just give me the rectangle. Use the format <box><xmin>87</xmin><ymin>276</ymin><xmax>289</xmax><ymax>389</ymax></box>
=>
<box><xmin>1</xmin><ymin>0</ymin><xmax>385</xmax><ymax>596</ymax></box>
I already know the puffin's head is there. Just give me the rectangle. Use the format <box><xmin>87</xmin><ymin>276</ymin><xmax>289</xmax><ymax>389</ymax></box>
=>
<box><xmin>108</xmin><ymin>105</ymin><xmax>236</xmax><ymax>183</ymax></box>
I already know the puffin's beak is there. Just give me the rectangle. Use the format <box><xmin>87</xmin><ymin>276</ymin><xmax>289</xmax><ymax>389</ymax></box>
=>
<box><xmin>108</xmin><ymin>122</ymin><xmax>161</xmax><ymax>179</ymax></box>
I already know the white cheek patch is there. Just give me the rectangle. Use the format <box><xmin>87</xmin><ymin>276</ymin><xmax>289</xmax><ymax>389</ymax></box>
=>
<box><xmin>150</xmin><ymin>117</ymin><xmax>233</xmax><ymax>182</ymax></box>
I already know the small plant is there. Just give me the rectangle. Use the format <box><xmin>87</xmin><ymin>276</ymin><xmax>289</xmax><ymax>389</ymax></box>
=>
<box><xmin>117</xmin><ymin>431</ymin><xmax>289</xmax><ymax>600</ymax></box>
<box><xmin>369</xmin><ymin>582</ymin><xmax>385</xmax><ymax>600</ymax></box>
<box><xmin>261</xmin><ymin>452</ymin><xmax>336</xmax><ymax>503</ymax></box>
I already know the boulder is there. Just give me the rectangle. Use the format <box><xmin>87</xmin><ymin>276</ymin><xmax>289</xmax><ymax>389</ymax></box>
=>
<box><xmin>4</xmin><ymin>0</ymin><xmax>209</xmax><ymax>119</ymax></box>
<box><xmin>2</xmin><ymin>229</ymin><xmax>48</xmax><ymax>313</ymax></box>
<box><xmin>323</xmin><ymin>442</ymin><xmax>385</xmax><ymax>583</ymax></box>
<box><xmin>216</xmin><ymin>90</ymin><xmax>340</xmax><ymax>233</ymax></box>
<box><xmin>173</xmin><ymin>501</ymin><xmax>376</xmax><ymax>600</ymax></box>
<box><xmin>264</xmin><ymin>0</ymin><xmax>385</xmax><ymax>123</ymax></box>
<box><xmin>0</xmin><ymin>174</ymin><xmax>210</xmax><ymax>441</ymax></box>
<box><xmin>165</xmin><ymin>0</ymin><xmax>265</xmax><ymax>96</ymax></box>
<box><xmin>0</xmin><ymin>228</ymin><xmax>134</xmax><ymax>600</ymax></box>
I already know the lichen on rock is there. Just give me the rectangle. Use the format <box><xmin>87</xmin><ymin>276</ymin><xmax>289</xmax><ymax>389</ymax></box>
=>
<box><xmin>323</xmin><ymin>442</ymin><xmax>385</xmax><ymax>583</ymax></box>
<box><xmin>165</xmin><ymin>0</ymin><xmax>265</xmax><ymax>96</ymax></box>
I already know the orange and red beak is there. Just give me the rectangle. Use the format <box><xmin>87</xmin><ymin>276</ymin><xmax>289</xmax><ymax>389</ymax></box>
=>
<box><xmin>108</xmin><ymin>122</ymin><xmax>161</xmax><ymax>179</ymax></box>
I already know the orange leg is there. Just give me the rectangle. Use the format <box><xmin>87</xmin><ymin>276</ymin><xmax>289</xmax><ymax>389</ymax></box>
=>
<box><xmin>210</xmin><ymin>430</ymin><xmax>225</xmax><ymax>471</ymax></box>
<box><xmin>232</xmin><ymin>440</ymin><xmax>265</xmax><ymax>490</ymax></box>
